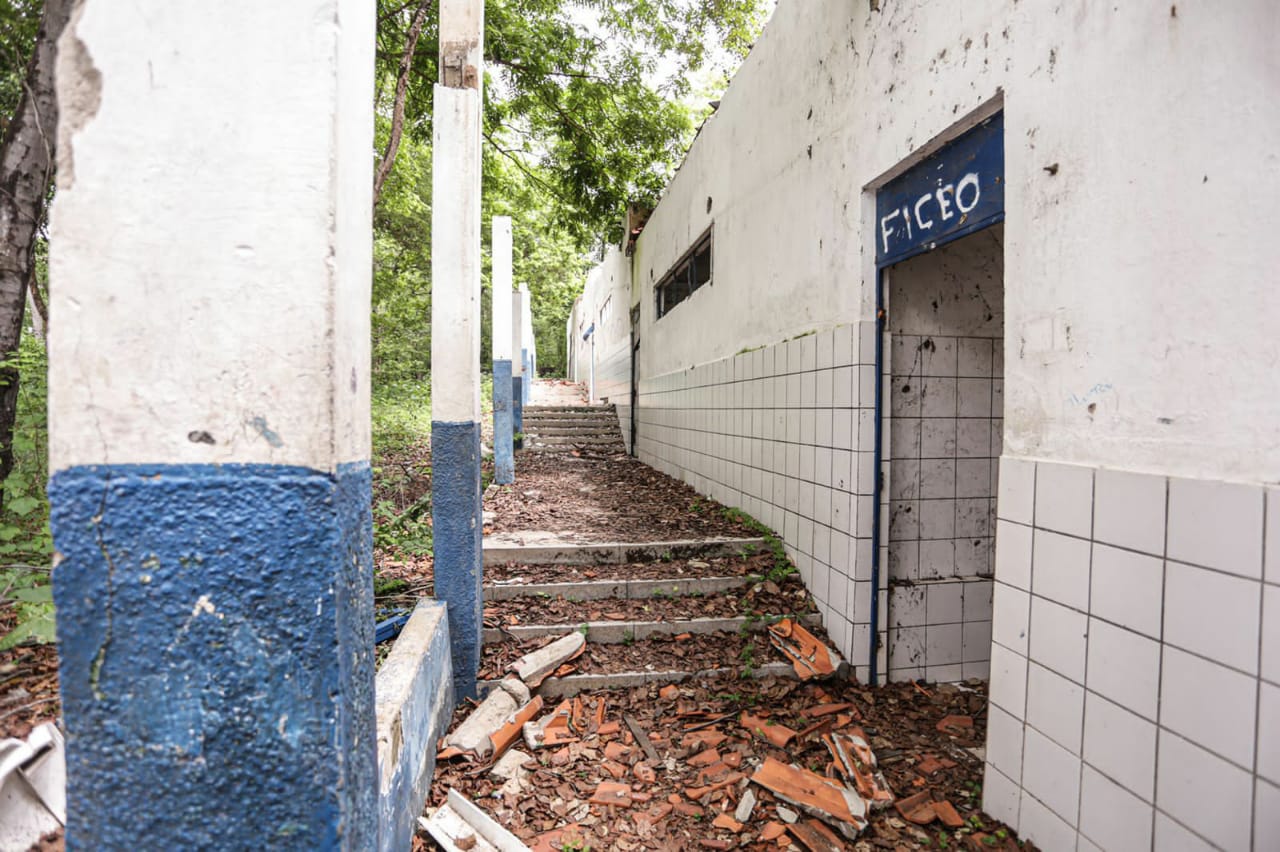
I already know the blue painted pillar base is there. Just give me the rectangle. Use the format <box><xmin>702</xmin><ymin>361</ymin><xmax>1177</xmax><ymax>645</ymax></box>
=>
<box><xmin>492</xmin><ymin>360</ymin><xmax>514</xmax><ymax>484</ymax></box>
<box><xmin>430</xmin><ymin>422</ymin><xmax>483</xmax><ymax>699</ymax></box>
<box><xmin>521</xmin><ymin>349</ymin><xmax>531</xmax><ymax>406</ymax></box>
<box><xmin>512</xmin><ymin>377</ymin><xmax>524</xmax><ymax>451</ymax></box>
<box><xmin>49</xmin><ymin>463</ymin><xmax>377</xmax><ymax>850</ymax></box>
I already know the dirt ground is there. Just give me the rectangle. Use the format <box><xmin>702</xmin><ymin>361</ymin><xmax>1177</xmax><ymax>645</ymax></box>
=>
<box><xmin>484</xmin><ymin>452</ymin><xmax>761</xmax><ymax>543</ymax></box>
<box><xmin>0</xmin><ymin>606</ymin><xmax>60</xmax><ymax>741</ymax></box>
<box><xmin>426</xmin><ymin>674</ymin><xmax>1025</xmax><ymax>852</ymax></box>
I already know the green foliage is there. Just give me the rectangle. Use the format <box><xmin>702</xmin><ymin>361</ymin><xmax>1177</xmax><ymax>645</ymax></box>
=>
<box><xmin>0</xmin><ymin>566</ymin><xmax>54</xmax><ymax>649</ymax></box>
<box><xmin>0</xmin><ymin>334</ymin><xmax>54</xmax><ymax>648</ymax></box>
<box><xmin>0</xmin><ymin>334</ymin><xmax>51</xmax><ymax>565</ymax></box>
<box><xmin>0</xmin><ymin>0</ymin><xmax>41</xmax><ymax>134</ymax></box>
<box><xmin>372</xmin><ymin>0</ymin><xmax>771</xmax><ymax>377</ymax></box>
<box><xmin>722</xmin><ymin>507</ymin><xmax>795</xmax><ymax>582</ymax></box>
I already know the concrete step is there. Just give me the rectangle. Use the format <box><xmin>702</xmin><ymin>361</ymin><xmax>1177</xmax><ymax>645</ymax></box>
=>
<box><xmin>525</xmin><ymin>404</ymin><xmax>615</xmax><ymax>413</ymax></box>
<box><xmin>527</xmin><ymin>434</ymin><xmax>620</xmax><ymax>446</ymax></box>
<box><xmin>482</xmin><ymin>612</ymin><xmax>824</xmax><ymax>644</ymax></box>
<box><xmin>480</xmin><ymin>661</ymin><xmax>800</xmax><ymax>700</ymax></box>
<box><xmin>482</xmin><ymin>535</ymin><xmax>766</xmax><ymax>567</ymax></box>
<box><xmin>525</xmin><ymin>416</ymin><xmax>620</xmax><ymax>427</ymax></box>
<box><xmin>483</xmin><ymin>574</ymin><xmax>759</xmax><ymax>601</ymax></box>
<box><xmin>522</xmin><ymin>416</ymin><xmax>619</xmax><ymax>427</ymax></box>
<box><xmin>524</xmin><ymin>444</ymin><xmax>626</xmax><ymax>454</ymax></box>
<box><xmin>522</xmin><ymin>424</ymin><xmax>616</xmax><ymax>437</ymax></box>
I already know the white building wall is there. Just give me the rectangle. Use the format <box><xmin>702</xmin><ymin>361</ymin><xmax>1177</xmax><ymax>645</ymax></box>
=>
<box><xmin>576</xmin><ymin>247</ymin><xmax>633</xmax><ymax>447</ymax></box>
<box><xmin>573</xmin><ymin>2</ymin><xmax>1280</xmax><ymax>849</ymax></box>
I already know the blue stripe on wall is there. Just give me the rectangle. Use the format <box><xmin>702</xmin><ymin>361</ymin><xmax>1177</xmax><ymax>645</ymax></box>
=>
<box><xmin>492</xmin><ymin>359</ymin><xmax>514</xmax><ymax>484</ymax></box>
<box><xmin>49</xmin><ymin>462</ymin><xmax>376</xmax><ymax>850</ymax></box>
<box><xmin>429</xmin><ymin>421</ymin><xmax>483</xmax><ymax>699</ymax></box>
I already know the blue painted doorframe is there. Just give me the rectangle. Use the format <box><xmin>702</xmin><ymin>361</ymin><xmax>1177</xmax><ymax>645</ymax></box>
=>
<box><xmin>868</xmin><ymin>113</ymin><xmax>1005</xmax><ymax>684</ymax></box>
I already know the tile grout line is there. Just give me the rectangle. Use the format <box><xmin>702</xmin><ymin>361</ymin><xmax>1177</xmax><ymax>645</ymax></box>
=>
<box><xmin>1015</xmin><ymin>459</ymin><xmax>1038</xmax><ymax>832</ymax></box>
<box><xmin>1251</xmin><ymin>487</ymin><xmax>1266</xmax><ymax>852</ymax></box>
<box><xmin>1074</xmin><ymin>469</ymin><xmax>1097</xmax><ymax>845</ymax></box>
<box><xmin>1148</xmin><ymin>475</ymin><xmax>1171</xmax><ymax>852</ymax></box>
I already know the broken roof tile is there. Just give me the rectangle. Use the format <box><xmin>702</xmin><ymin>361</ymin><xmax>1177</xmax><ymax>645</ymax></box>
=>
<box><xmin>749</xmin><ymin>757</ymin><xmax>868</xmax><ymax>840</ymax></box>
<box><xmin>767</xmin><ymin>618</ymin><xmax>837</xmax><ymax>680</ymax></box>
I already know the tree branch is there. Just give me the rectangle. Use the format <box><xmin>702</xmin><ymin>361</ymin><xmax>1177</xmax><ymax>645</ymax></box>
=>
<box><xmin>373</xmin><ymin>0</ymin><xmax>434</xmax><ymax>208</ymax></box>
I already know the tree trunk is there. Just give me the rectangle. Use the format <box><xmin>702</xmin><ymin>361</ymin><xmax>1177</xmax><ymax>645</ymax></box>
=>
<box><xmin>372</xmin><ymin>0</ymin><xmax>434</xmax><ymax>207</ymax></box>
<box><xmin>0</xmin><ymin>0</ymin><xmax>73</xmax><ymax>503</ymax></box>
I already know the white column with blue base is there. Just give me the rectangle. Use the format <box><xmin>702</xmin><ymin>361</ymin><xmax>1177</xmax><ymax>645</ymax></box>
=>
<box><xmin>511</xmin><ymin>289</ymin><xmax>524</xmax><ymax>449</ymax></box>
<box><xmin>491</xmin><ymin>216</ymin><xmax>514</xmax><ymax>483</ymax></box>
<box><xmin>47</xmin><ymin>2</ymin><xmax>377</xmax><ymax>847</ymax></box>
<box><xmin>431</xmin><ymin>0</ymin><xmax>485</xmax><ymax>701</ymax></box>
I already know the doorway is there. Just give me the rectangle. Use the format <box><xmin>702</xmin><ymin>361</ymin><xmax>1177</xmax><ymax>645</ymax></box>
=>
<box><xmin>883</xmin><ymin>225</ymin><xmax>1003</xmax><ymax>681</ymax></box>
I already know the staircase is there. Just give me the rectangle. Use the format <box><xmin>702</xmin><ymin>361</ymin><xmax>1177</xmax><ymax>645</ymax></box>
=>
<box><xmin>479</xmin><ymin>537</ymin><xmax>838</xmax><ymax>697</ymax></box>
<box><xmin>521</xmin><ymin>404</ymin><xmax>626</xmax><ymax>454</ymax></box>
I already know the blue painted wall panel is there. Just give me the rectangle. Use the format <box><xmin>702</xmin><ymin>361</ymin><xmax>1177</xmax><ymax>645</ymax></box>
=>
<box><xmin>429</xmin><ymin>422</ymin><xmax>483</xmax><ymax>699</ymax></box>
<box><xmin>49</xmin><ymin>463</ymin><xmax>376</xmax><ymax>850</ymax></box>
<box><xmin>876</xmin><ymin>113</ymin><xmax>1004</xmax><ymax>268</ymax></box>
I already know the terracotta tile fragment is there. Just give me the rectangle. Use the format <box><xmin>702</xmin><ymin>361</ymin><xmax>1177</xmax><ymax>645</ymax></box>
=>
<box><xmin>674</xmin><ymin>632</ymin><xmax>693</xmax><ymax>641</ymax></box>
<box><xmin>933</xmin><ymin>799</ymin><xmax>965</xmax><ymax>828</ymax></box>
<box><xmin>659</xmin><ymin>684</ymin><xmax>680</xmax><ymax>700</ymax></box>
<box><xmin>824</xmin><ymin>730</ymin><xmax>893</xmax><ymax>809</ymax></box>
<box><xmin>633</xmin><ymin>762</ymin><xmax>657</xmax><ymax>784</ymax></box>
<box><xmin>688</xmin><ymin>749</ymin><xmax>723</xmax><ymax>767</ymax></box>
<box><xmin>530</xmin><ymin>824</ymin><xmax>586</xmax><ymax>852</ymax></box>
<box><xmin>673</xmin><ymin>801</ymin><xmax>704</xmax><ymax>818</ymax></box>
<box><xmin>590</xmin><ymin>780</ymin><xmax>635</xmax><ymax>808</ymax></box>
<box><xmin>598</xmin><ymin>721</ymin><xmax>621</xmax><ymax>736</ymax></box>
<box><xmin>749</xmin><ymin>757</ymin><xmax>868</xmax><ymax>839</ymax></box>
<box><xmin>788</xmin><ymin>818</ymin><xmax>844</xmax><ymax>852</ymax></box>
<box><xmin>721</xmin><ymin>751</ymin><xmax>743</xmax><ymax>769</ymax></box>
<box><xmin>760</xmin><ymin>822</ymin><xmax>788</xmax><ymax>841</ymax></box>
<box><xmin>798</xmin><ymin>717</ymin><xmax>836</xmax><ymax>740</ymax></box>
<box><xmin>741</xmin><ymin>712</ymin><xmax>798</xmax><ymax>747</ymax></box>
<box><xmin>682</xmin><ymin>730</ymin><xmax>728</xmax><ymax>750</ymax></box>
<box><xmin>699</xmin><ymin>841</ymin><xmax>731</xmax><ymax>850</ymax></box>
<box><xmin>488</xmin><ymin>695</ymin><xmax>544</xmax><ymax>761</ymax></box>
<box><xmin>767</xmin><ymin>618</ymin><xmax>837</xmax><ymax>680</ymax></box>
<box><xmin>894</xmin><ymin>790</ymin><xmax>937</xmax><ymax>825</ymax></box>
<box><xmin>802</xmin><ymin>702</ymin><xmax>856</xmax><ymax>718</ymax></box>
<box><xmin>604</xmin><ymin>741</ymin><xmax>632</xmax><ymax>762</ymax></box>
<box><xmin>712</xmin><ymin>813</ymin><xmax>744</xmax><ymax>833</ymax></box>
<box><xmin>602</xmin><ymin>759</ymin><xmax>628</xmax><ymax>779</ymax></box>
<box><xmin>936</xmin><ymin>714</ymin><xmax>974</xmax><ymax>733</ymax></box>
<box><xmin>915</xmin><ymin>754</ymin><xmax>946</xmax><ymax>776</ymax></box>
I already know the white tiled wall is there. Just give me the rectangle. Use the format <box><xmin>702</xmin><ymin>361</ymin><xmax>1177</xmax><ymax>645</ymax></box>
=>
<box><xmin>884</xmin><ymin>226</ymin><xmax>1004</xmax><ymax>681</ymax></box>
<box><xmin>634</xmin><ymin>321</ymin><xmax>881</xmax><ymax>679</ymax></box>
<box><xmin>983</xmin><ymin>460</ymin><xmax>1279</xmax><ymax>852</ymax></box>
<box><xmin>593</xmin><ymin>343</ymin><xmax>632</xmax><ymax>450</ymax></box>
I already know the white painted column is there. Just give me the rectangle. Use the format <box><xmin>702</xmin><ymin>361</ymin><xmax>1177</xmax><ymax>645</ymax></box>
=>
<box><xmin>430</xmin><ymin>0</ymin><xmax>485</xmax><ymax>699</ymax></box>
<box><xmin>518</xmin><ymin>282</ymin><xmax>533</xmax><ymax>404</ymax></box>
<box><xmin>491</xmin><ymin>216</ymin><xmax>514</xmax><ymax>483</ymax></box>
<box><xmin>47</xmin><ymin>0</ymin><xmax>377</xmax><ymax>846</ymax></box>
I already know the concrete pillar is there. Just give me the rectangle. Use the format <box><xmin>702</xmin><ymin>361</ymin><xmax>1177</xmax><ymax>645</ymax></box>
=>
<box><xmin>431</xmin><ymin>0</ymin><xmax>485</xmax><ymax>700</ymax></box>
<box><xmin>511</xmin><ymin>289</ymin><xmax>524</xmax><ymax>447</ymax></box>
<box><xmin>518</xmin><ymin>283</ymin><xmax>533</xmax><ymax>405</ymax></box>
<box><xmin>491</xmin><ymin>217</ymin><xmax>514</xmax><ymax>484</ymax></box>
<box><xmin>47</xmin><ymin>2</ymin><xmax>377</xmax><ymax>847</ymax></box>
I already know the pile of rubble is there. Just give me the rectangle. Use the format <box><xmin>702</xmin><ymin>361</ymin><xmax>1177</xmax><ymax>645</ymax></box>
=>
<box><xmin>422</xmin><ymin>621</ymin><xmax>1019</xmax><ymax>852</ymax></box>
